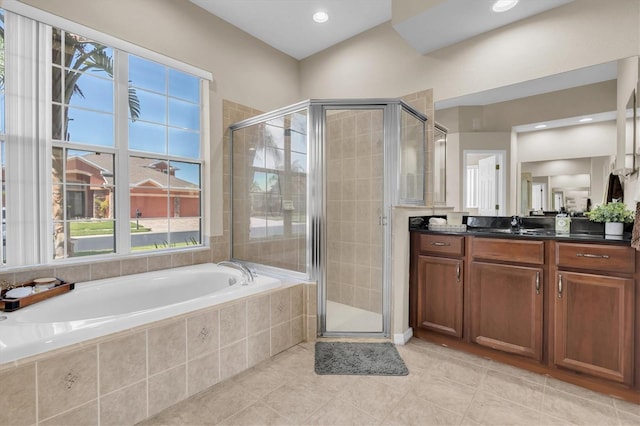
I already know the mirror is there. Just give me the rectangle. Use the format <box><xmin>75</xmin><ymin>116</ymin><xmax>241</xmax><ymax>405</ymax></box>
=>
<box><xmin>434</xmin><ymin>59</ymin><xmax>630</xmax><ymax>216</ymax></box>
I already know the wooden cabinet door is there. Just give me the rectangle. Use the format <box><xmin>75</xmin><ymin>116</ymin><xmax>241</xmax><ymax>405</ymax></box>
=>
<box><xmin>470</xmin><ymin>261</ymin><xmax>543</xmax><ymax>360</ymax></box>
<box><xmin>554</xmin><ymin>271</ymin><xmax>634</xmax><ymax>384</ymax></box>
<box><xmin>416</xmin><ymin>255</ymin><xmax>463</xmax><ymax>338</ymax></box>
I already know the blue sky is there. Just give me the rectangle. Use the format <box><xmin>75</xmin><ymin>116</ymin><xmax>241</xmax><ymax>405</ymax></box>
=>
<box><xmin>61</xmin><ymin>52</ymin><xmax>201</xmax><ymax>185</ymax></box>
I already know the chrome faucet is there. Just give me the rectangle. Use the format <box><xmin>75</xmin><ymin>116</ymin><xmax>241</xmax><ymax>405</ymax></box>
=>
<box><xmin>217</xmin><ymin>261</ymin><xmax>254</xmax><ymax>284</ymax></box>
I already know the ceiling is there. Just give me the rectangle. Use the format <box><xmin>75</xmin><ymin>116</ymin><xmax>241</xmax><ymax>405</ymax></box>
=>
<box><xmin>190</xmin><ymin>0</ymin><xmax>391</xmax><ymax>60</ymax></box>
<box><xmin>190</xmin><ymin>0</ymin><xmax>575</xmax><ymax>60</ymax></box>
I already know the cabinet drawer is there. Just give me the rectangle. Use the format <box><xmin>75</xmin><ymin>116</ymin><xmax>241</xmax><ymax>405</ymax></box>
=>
<box><xmin>418</xmin><ymin>234</ymin><xmax>464</xmax><ymax>257</ymax></box>
<box><xmin>471</xmin><ymin>238</ymin><xmax>544</xmax><ymax>265</ymax></box>
<box><xmin>556</xmin><ymin>243</ymin><xmax>635</xmax><ymax>274</ymax></box>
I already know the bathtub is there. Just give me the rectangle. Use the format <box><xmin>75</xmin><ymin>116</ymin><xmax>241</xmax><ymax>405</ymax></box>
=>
<box><xmin>0</xmin><ymin>263</ymin><xmax>282</xmax><ymax>364</ymax></box>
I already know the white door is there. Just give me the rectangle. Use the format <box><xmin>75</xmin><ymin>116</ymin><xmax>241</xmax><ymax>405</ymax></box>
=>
<box><xmin>532</xmin><ymin>183</ymin><xmax>546</xmax><ymax>211</ymax></box>
<box><xmin>478</xmin><ymin>155</ymin><xmax>498</xmax><ymax>216</ymax></box>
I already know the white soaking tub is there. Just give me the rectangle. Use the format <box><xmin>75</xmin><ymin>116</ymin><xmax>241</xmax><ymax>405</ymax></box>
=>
<box><xmin>0</xmin><ymin>262</ymin><xmax>281</xmax><ymax>363</ymax></box>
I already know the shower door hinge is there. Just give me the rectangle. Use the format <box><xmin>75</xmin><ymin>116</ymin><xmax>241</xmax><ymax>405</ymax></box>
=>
<box><xmin>379</xmin><ymin>216</ymin><xmax>388</xmax><ymax>226</ymax></box>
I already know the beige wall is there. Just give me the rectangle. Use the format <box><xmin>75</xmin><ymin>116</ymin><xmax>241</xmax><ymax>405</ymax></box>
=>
<box><xmin>301</xmin><ymin>0</ymin><xmax>640</xmax><ymax>103</ymax></box>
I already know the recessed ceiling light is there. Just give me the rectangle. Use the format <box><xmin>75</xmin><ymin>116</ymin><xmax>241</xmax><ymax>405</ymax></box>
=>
<box><xmin>534</xmin><ymin>124</ymin><xmax>547</xmax><ymax>129</ymax></box>
<box><xmin>313</xmin><ymin>11</ymin><xmax>329</xmax><ymax>23</ymax></box>
<box><xmin>579</xmin><ymin>117</ymin><xmax>593</xmax><ymax>123</ymax></box>
<box><xmin>492</xmin><ymin>0</ymin><xmax>519</xmax><ymax>13</ymax></box>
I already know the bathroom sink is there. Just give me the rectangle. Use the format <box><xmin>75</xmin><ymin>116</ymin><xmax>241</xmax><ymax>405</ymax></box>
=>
<box><xmin>467</xmin><ymin>228</ymin><xmax>511</xmax><ymax>234</ymax></box>
<box><xmin>516</xmin><ymin>228</ymin><xmax>556</xmax><ymax>236</ymax></box>
<box><xmin>467</xmin><ymin>228</ymin><xmax>555</xmax><ymax>236</ymax></box>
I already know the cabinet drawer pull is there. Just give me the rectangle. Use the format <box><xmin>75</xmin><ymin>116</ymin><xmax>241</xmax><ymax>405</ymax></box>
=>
<box><xmin>535</xmin><ymin>271</ymin><xmax>540</xmax><ymax>295</ymax></box>
<box><xmin>576</xmin><ymin>253</ymin><xmax>610</xmax><ymax>259</ymax></box>
<box><xmin>456</xmin><ymin>262</ymin><xmax>460</xmax><ymax>282</ymax></box>
<box><xmin>558</xmin><ymin>274</ymin><xmax>563</xmax><ymax>298</ymax></box>
<box><xmin>431</xmin><ymin>242</ymin><xmax>450</xmax><ymax>246</ymax></box>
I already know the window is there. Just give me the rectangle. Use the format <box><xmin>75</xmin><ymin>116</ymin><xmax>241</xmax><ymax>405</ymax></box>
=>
<box><xmin>128</xmin><ymin>56</ymin><xmax>202</xmax><ymax>251</ymax></box>
<box><xmin>1</xmin><ymin>4</ymin><xmax>210</xmax><ymax>267</ymax></box>
<box><xmin>51</xmin><ymin>29</ymin><xmax>116</xmax><ymax>258</ymax></box>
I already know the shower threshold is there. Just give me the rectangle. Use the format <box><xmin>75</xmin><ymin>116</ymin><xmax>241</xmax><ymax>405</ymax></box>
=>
<box><xmin>326</xmin><ymin>300</ymin><xmax>383</xmax><ymax>333</ymax></box>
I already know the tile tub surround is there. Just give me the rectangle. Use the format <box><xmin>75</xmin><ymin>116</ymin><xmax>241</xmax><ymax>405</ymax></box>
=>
<box><xmin>0</xmin><ymin>283</ymin><xmax>312</xmax><ymax>426</ymax></box>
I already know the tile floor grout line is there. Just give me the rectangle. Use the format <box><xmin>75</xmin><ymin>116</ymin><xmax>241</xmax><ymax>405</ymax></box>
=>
<box><xmin>297</xmin><ymin>393</ymin><xmax>340</xmax><ymax>425</ymax></box>
<box><xmin>545</xmin><ymin>379</ymin><xmax>618</xmax><ymax>408</ymax></box>
<box><xmin>457</xmin><ymin>364</ymin><xmax>488</xmax><ymax>425</ymax></box>
<box><xmin>613</xmin><ymin>398</ymin><xmax>640</xmax><ymax>420</ymax></box>
<box><xmin>485</xmin><ymin>358</ymin><xmax>548</xmax><ymax>387</ymax></box>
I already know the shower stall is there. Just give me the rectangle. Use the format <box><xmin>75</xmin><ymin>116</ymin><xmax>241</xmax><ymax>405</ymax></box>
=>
<box><xmin>229</xmin><ymin>99</ymin><xmax>427</xmax><ymax>337</ymax></box>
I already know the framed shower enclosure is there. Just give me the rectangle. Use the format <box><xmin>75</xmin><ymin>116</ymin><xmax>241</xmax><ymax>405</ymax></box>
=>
<box><xmin>229</xmin><ymin>99</ymin><xmax>427</xmax><ymax>338</ymax></box>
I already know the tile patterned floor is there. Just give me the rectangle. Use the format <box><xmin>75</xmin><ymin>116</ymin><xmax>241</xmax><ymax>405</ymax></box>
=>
<box><xmin>139</xmin><ymin>339</ymin><xmax>640</xmax><ymax>426</ymax></box>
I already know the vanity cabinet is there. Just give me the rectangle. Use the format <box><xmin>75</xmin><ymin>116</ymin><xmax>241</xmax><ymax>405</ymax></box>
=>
<box><xmin>409</xmin><ymin>231</ymin><xmax>639</xmax><ymax>403</ymax></box>
<box><xmin>470</xmin><ymin>238</ymin><xmax>545</xmax><ymax>361</ymax></box>
<box><xmin>411</xmin><ymin>233</ymin><xmax>464</xmax><ymax>338</ymax></box>
<box><xmin>553</xmin><ymin>243</ymin><xmax>635</xmax><ymax>384</ymax></box>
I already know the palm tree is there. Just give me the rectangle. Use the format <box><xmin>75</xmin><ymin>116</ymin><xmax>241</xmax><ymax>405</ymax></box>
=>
<box><xmin>51</xmin><ymin>30</ymin><xmax>141</xmax><ymax>258</ymax></box>
<box><xmin>51</xmin><ymin>31</ymin><xmax>140</xmax><ymax>140</ymax></box>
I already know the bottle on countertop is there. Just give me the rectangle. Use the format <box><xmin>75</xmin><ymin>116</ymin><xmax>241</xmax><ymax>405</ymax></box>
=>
<box><xmin>555</xmin><ymin>213</ymin><xmax>571</xmax><ymax>234</ymax></box>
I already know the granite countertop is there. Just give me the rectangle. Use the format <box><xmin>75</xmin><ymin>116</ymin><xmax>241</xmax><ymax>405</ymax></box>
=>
<box><xmin>409</xmin><ymin>215</ymin><xmax>633</xmax><ymax>245</ymax></box>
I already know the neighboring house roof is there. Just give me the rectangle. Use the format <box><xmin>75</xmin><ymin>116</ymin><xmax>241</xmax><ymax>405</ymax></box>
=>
<box><xmin>67</xmin><ymin>155</ymin><xmax>111</xmax><ymax>186</ymax></box>
<box><xmin>78</xmin><ymin>154</ymin><xmax>199</xmax><ymax>189</ymax></box>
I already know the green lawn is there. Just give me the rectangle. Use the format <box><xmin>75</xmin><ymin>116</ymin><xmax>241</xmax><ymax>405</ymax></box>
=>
<box><xmin>70</xmin><ymin>221</ymin><xmax>151</xmax><ymax>236</ymax></box>
<box><xmin>73</xmin><ymin>241</ymin><xmax>197</xmax><ymax>257</ymax></box>
<box><xmin>131</xmin><ymin>241</ymin><xmax>195</xmax><ymax>251</ymax></box>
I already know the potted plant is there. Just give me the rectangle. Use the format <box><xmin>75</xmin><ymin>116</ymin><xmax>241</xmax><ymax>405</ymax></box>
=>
<box><xmin>585</xmin><ymin>201</ymin><xmax>635</xmax><ymax>235</ymax></box>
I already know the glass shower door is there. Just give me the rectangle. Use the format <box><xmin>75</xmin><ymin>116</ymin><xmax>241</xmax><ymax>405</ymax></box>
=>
<box><xmin>324</xmin><ymin>107</ymin><xmax>385</xmax><ymax>333</ymax></box>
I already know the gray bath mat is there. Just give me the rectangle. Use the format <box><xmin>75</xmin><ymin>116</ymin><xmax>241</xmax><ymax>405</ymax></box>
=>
<box><xmin>314</xmin><ymin>341</ymin><xmax>409</xmax><ymax>376</ymax></box>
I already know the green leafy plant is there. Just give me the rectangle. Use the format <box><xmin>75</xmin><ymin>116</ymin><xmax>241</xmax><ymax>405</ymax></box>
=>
<box><xmin>585</xmin><ymin>202</ymin><xmax>635</xmax><ymax>223</ymax></box>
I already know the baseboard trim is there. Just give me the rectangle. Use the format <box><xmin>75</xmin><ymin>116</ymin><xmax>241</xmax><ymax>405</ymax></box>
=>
<box><xmin>393</xmin><ymin>327</ymin><xmax>413</xmax><ymax>345</ymax></box>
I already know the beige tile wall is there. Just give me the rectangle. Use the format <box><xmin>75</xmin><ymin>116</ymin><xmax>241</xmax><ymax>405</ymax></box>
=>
<box><xmin>0</xmin><ymin>283</ymin><xmax>312</xmax><ymax>426</ymax></box>
<box><xmin>325</xmin><ymin>109</ymin><xmax>384</xmax><ymax>315</ymax></box>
